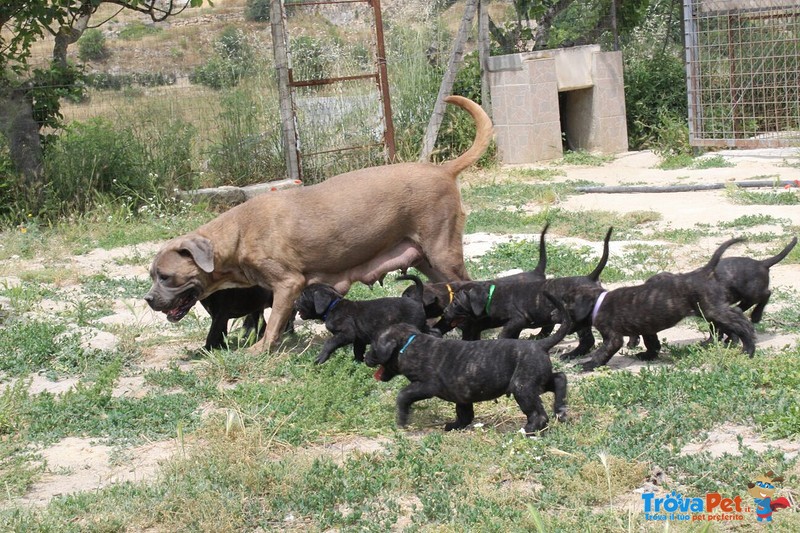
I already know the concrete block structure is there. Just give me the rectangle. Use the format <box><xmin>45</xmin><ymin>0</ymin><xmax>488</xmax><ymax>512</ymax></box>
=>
<box><xmin>486</xmin><ymin>45</ymin><xmax>628</xmax><ymax>164</ymax></box>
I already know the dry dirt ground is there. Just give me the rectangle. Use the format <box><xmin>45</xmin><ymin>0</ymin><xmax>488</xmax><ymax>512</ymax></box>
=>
<box><xmin>2</xmin><ymin>148</ymin><xmax>799</xmax><ymax>507</ymax></box>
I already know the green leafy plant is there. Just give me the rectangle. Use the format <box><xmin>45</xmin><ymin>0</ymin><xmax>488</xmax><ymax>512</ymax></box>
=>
<box><xmin>190</xmin><ymin>27</ymin><xmax>254</xmax><ymax>89</ymax></box>
<box><xmin>77</xmin><ymin>28</ymin><xmax>110</xmax><ymax>62</ymax></box>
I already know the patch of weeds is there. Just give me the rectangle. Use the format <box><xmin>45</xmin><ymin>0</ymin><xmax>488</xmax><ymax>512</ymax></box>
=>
<box><xmin>0</xmin><ymin>320</ymin><xmax>106</xmax><ymax>377</ymax></box>
<box><xmin>506</xmin><ymin>167</ymin><xmax>566</xmax><ymax>181</ymax></box>
<box><xmin>726</xmin><ymin>185</ymin><xmax>800</xmax><ymax>205</ymax></box>
<box><xmin>79</xmin><ymin>273</ymin><xmax>151</xmax><ymax>300</ymax></box>
<box><xmin>465</xmin><ymin>208</ymin><xmax>546</xmax><ymax>234</ymax></box>
<box><xmin>718</xmin><ymin>214</ymin><xmax>790</xmax><ymax>229</ymax></box>
<box><xmin>761</xmin><ymin>292</ymin><xmax>800</xmax><ymax>334</ymax></box>
<box><xmin>547</xmin><ymin>453</ymin><xmax>648</xmax><ymax>507</ymax></box>
<box><xmin>468</xmin><ymin>239</ymin><xmax>627</xmax><ymax>282</ymax></box>
<box><xmin>18</xmin><ymin>267</ymin><xmax>76</xmax><ymax>285</ymax></box>
<box><xmin>118</xmin><ymin>21</ymin><xmax>163</xmax><ymax>40</ymax></box>
<box><xmin>24</xmin><ymin>359</ymin><xmax>201</xmax><ymax>444</ymax></box>
<box><xmin>0</xmin><ymin>435</ymin><xmax>43</xmax><ymax>499</ymax></box>
<box><xmin>62</xmin><ymin>298</ymin><xmax>113</xmax><ymax>325</ymax></box>
<box><xmin>463</xmin><ymin>182</ymin><xmax>566</xmax><ymax>211</ymax></box>
<box><xmin>648</xmin><ymin>225</ymin><xmax>710</xmax><ymax>244</ymax></box>
<box><xmin>657</xmin><ymin>153</ymin><xmax>693</xmax><ymax>170</ymax></box>
<box><xmin>0</xmin><ymin>281</ymin><xmax>57</xmax><ymax>313</ymax></box>
<box><xmin>547</xmin><ymin>208</ymin><xmax>661</xmax><ymax>241</ymax></box>
<box><xmin>222</xmin><ymin>343</ymin><xmax>405</xmax><ymax>445</ymax></box>
<box><xmin>692</xmin><ymin>154</ymin><xmax>734</xmax><ymax>169</ymax></box>
<box><xmin>558</xmin><ymin>150</ymin><xmax>614</xmax><ymax>166</ymax></box>
<box><xmin>144</xmin><ymin>365</ymin><xmax>217</xmax><ymax>399</ymax></box>
<box><xmin>614</xmin><ymin>243</ymin><xmax>674</xmax><ymax>278</ymax></box>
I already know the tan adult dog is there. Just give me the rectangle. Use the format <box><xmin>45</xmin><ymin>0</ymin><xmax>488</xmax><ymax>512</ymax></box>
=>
<box><xmin>144</xmin><ymin>95</ymin><xmax>492</xmax><ymax>352</ymax></box>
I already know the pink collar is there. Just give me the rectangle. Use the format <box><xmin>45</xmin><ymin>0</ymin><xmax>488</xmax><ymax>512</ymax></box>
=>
<box><xmin>591</xmin><ymin>291</ymin><xmax>608</xmax><ymax>323</ymax></box>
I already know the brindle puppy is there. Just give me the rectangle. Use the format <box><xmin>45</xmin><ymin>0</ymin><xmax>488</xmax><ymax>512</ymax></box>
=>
<box><xmin>566</xmin><ymin>238</ymin><xmax>756</xmax><ymax>372</ymax></box>
<box><xmin>295</xmin><ymin>275</ymin><xmax>428</xmax><ymax>364</ymax></box>
<box><xmin>366</xmin><ymin>292</ymin><xmax>571</xmax><ymax>434</ymax></box>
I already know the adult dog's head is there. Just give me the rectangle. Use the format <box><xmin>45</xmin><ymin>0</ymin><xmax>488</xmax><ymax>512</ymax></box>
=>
<box><xmin>144</xmin><ymin>235</ymin><xmax>215</xmax><ymax>322</ymax></box>
<box><xmin>365</xmin><ymin>323</ymin><xmax>421</xmax><ymax>382</ymax></box>
<box><xmin>295</xmin><ymin>284</ymin><xmax>344</xmax><ymax>321</ymax></box>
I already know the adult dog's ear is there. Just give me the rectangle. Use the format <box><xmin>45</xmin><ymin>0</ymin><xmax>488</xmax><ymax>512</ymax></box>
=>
<box><xmin>313</xmin><ymin>289</ymin><xmax>333</xmax><ymax>315</ymax></box>
<box><xmin>467</xmin><ymin>287</ymin><xmax>488</xmax><ymax>317</ymax></box>
<box><xmin>178</xmin><ymin>236</ymin><xmax>214</xmax><ymax>273</ymax></box>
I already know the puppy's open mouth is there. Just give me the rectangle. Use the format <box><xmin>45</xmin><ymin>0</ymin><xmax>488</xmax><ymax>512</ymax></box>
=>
<box><xmin>164</xmin><ymin>293</ymin><xmax>198</xmax><ymax>323</ymax></box>
<box><xmin>373</xmin><ymin>366</ymin><xmax>386</xmax><ymax>381</ymax></box>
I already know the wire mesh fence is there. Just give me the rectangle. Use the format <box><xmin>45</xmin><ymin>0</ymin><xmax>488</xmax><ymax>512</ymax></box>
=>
<box><xmin>684</xmin><ymin>0</ymin><xmax>800</xmax><ymax>147</ymax></box>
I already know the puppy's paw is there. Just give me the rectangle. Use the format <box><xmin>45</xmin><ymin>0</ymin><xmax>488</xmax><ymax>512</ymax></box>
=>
<box><xmin>580</xmin><ymin>360</ymin><xmax>600</xmax><ymax>372</ymax></box>
<box><xmin>635</xmin><ymin>351</ymin><xmax>659</xmax><ymax>361</ymax></box>
<box><xmin>444</xmin><ymin>421</ymin><xmax>468</xmax><ymax>431</ymax></box>
<box><xmin>314</xmin><ymin>353</ymin><xmax>331</xmax><ymax>365</ymax></box>
<box><xmin>559</xmin><ymin>350</ymin><xmax>580</xmax><ymax>361</ymax></box>
<box><xmin>555</xmin><ymin>408</ymin><xmax>568</xmax><ymax>423</ymax></box>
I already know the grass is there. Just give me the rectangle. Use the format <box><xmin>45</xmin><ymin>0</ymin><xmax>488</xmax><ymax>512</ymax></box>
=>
<box><xmin>1</xmin><ymin>169</ymin><xmax>800</xmax><ymax>528</ymax></box>
<box><xmin>726</xmin><ymin>184</ymin><xmax>800</xmax><ymax>206</ymax></box>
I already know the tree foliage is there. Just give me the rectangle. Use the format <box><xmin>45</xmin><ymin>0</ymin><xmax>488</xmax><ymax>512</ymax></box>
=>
<box><xmin>0</xmin><ymin>0</ymin><xmax>206</xmax><ymax>193</ymax></box>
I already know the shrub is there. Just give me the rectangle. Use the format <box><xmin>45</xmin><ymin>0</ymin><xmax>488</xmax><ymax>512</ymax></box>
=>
<box><xmin>77</xmin><ymin>29</ymin><xmax>110</xmax><ymax>62</ymax></box>
<box><xmin>245</xmin><ymin>0</ymin><xmax>270</xmax><ymax>22</ymax></box>
<box><xmin>42</xmin><ymin>118</ymin><xmax>153</xmax><ymax>217</ymax></box>
<box><xmin>289</xmin><ymin>36</ymin><xmax>332</xmax><ymax>81</ymax></box>
<box><xmin>190</xmin><ymin>27</ymin><xmax>254</xmax><ymax>89</ymax></box>
<box><xmin>206</xmin><ymin>87</ymin><xmax>285</xmax><ymax>186</ymax></box>
<box><xmin>624</xmin><ymin>50</ymin><xmax>688</xmax><ymax>151</ymax></box>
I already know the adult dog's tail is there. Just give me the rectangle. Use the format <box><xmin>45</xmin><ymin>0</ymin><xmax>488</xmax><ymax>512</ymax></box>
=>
<box><xmin>587</xmin><ymin>227</ymin><xmax>613</xmax><ymax>281</ymax></box>
<box><xmin>704</xmin><ymin>237</ymin><xmax>745</xmax><ymax>271</ymax></box>
<box><xmin>536</xmin><ymin>291</ymin><xmax>572</xmax><ymax>353</ymax></box>
<box><xmin>761</xmin><ymin>236</ymin><xmax>797</xmax><ymax>268</ymax></box>
<box><xmin>440</xmin><ymin>96</ymin><xmax>494</xmax><ymax>176</ymax></box>
<box><xmin>532</xmin><ymin>222</ymin><xmax>550</xmax><ymax>278</ymax></box>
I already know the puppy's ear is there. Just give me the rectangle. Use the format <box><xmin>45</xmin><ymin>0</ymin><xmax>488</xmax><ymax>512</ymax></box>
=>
<box><xmin>571</xmin><ymin>293</ymin><xmax>596</xmax><ymax>322</ymax></box>
<box><xmin>179</xmin><ymin>236</ymin><xmax>214</xmax><ymax>273</ymax></box>
<box><xmin>371</xmin><ymin>330</ymin><xmax>399</xmax><ymax>365</ymax></box>
<box><xmin>313</xmin><ymin>290</ymin><xmax>333</xmax><ymax>315</ymax></box>
<box><xmin>468</xmin><ymin>287</ymin><xmax>488</xmax><ymax>317</ymax></box>
<box><xmin>423</xmin><ymin>289</ymin><xmax>438</xmax><ymax>307</ymax></box>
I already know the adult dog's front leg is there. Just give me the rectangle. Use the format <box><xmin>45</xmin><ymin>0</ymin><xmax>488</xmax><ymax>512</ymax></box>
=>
<box><xmin>252</xmin><ymin>280</ymin><xmax>303</xmax><ymax>353</ymax></box>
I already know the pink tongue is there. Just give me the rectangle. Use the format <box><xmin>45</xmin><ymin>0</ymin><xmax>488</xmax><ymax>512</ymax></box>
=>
<box><xmin>373</xmin><ymin>366</ymin><xmax>385</xmax><ymax>381</ymax></box>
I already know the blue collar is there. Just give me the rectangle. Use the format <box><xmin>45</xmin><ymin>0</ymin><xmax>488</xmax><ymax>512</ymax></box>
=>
<box><xmin>399</xmin><ymin>334</ymin><xmax>416</xmax><ymax>354</ymax></box>
<box><xmin>322</xmin><ymin>298</ymin><xmax>341</xmax><ymax>320</ymax></box>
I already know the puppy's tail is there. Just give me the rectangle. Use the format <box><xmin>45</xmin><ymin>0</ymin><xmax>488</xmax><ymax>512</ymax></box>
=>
<box><xmin>440</xmin><ymin>96</ymin><xmax>494</xmax><ymax>176</ymax></box>
<box><xmin>761</xmin><ymin>236</ymin><xmax>797</xmax><ymax>268</ymax></box>
<box><xmin>705</xmin><ymin>237</ymin><xmax>745</xmax><ymax>271</ymax></box>
<box><xmin>587</xmin><ymin>227</ymin><xmax>613</xmax><ymax>281</ymax></box>
<box><xmin>532</xmin><ymin>222</ymin><xmax>550</xmax><ymax>278</ymax></box>
<box><xmin>536</xmin><ymin>291</ymin><xmax>572</xmax><ymax>353</ymax></box>
<box><xmin>397</xmin><ymin>274</ymin><xmax>424</xmax><ymax>302</ymax></box>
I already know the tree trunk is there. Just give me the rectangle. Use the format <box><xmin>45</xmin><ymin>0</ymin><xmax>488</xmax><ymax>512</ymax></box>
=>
<box><xmin>0</xmin><ymin>87</ymin><xmax>44</xmax><ymax>189</ymax></box>
<box><xmin>419</xmin><ymin>0</ymin><xmax>478</xmax><ymax>162</ymax></box>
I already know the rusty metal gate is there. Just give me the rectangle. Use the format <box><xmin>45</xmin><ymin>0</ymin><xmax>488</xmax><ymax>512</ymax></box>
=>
<box><xmin>271</xmin><ymin>0</ymin><xmax>395</xmax><ymax>183</ymax></box>
<box><xmin>683</xmin><ymin>0</ymin><xmax>800</xmax><ymax>148</ymax></box>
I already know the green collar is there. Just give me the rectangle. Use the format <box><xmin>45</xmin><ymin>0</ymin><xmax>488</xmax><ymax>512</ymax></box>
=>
<box><xmin>485</xmin><ymin>284</ymin><xmax>496</xmax><ymax>315</ymax></box>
